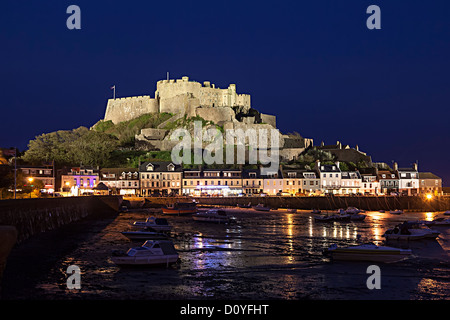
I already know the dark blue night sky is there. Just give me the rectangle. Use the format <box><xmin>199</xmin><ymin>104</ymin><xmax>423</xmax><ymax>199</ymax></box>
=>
<box><xmin>1</xmin><ymin>1</ymin><xmax>449</xmax><ymax>185</ymax></box>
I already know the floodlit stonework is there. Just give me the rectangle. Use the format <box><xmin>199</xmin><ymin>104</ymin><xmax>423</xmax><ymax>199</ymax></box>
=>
<box><xmin>102</xmin><ymin>75</ymin><xmax>312</xmax><ymax>161</ymax></box>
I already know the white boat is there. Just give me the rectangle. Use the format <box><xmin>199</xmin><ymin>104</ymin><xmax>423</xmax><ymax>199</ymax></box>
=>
<box><xmin>314</xmin><ymin>214</ymin><xmax>336</xmax><ymax>222</ymax></box>
<box><xmin>192</xmin><ymin>209</ymin><xmax>235</xmax><ymax>223</ymax></box>
<box><xmin>423</xmin><ymin>217</ymin><xmax>450</xmax><ymax>226</ymax></box>
<box><xmin>341</xmin><ymin>208</ymin><xmax>366</xmax><ymax>221</ymax></box>
<box><xmin>130</xmin><ymin>217</ymin><xmax>173</xmax><ymax>232</ymax></box>
<box><xmin>253</xmin><ymin>203</ymin><xmax>271</xmax><ymax>212</ymax></box>
<box><xmin>111</xmin><ymin>240</ymin><xmax>179</xmax><ymax>266</ymax></box>
<box><xmin>121</xmin><ymin>228</ymin><xmax>170</xmax><ymax>241</ymax></box>
<box><xmin>384</xmin><ymin>222</ymin><xmax>440</xmax><ymax>240</ymax></box>
<box><xmin>344</xmin><ymin>207</ymin><xmax>361</xmax><ymax>214</ymax></box>
<box><xmin>314</xmin><ymin>211</ymin><xmax>350</xmax><ymax>222</ymax></box>
<box><xmin>323</xmin><ymin>243</ymin><xmax>412</xmax><ymax>263</ymax></box>
<box><xmin>389</xmin><ymin>210</ymin><xmax>403</xmax><ymax>215</ymax></box>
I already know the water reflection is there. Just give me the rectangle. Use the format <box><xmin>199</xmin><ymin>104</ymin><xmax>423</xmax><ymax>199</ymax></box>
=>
<box><xmin>285</xmin><ymin>214</ymin><xmax>294</xmax><ymax>263</ymax></box>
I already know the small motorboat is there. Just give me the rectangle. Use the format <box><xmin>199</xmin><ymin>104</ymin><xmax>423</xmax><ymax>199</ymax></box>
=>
<box><xmin>253</xmin><ymin>203</ymin><xmax>271</xmax><ymax>212</ymax></box>
<box><xmin>389</xmin><ymin>210</ymin><xmax>403</xmax><ymax>215</ymax></box>
<box><xmin>314</xmin><ymin>211</ymin><xmax>343</xmax><ymax>222</ymax></box>
<box><xmin>121</xmin><ymin>228</ymin><xmax>170</xmax><ymax>241</ymax></box>
<box><xmin>192</xmin><ymin>209</ymin><xmax>235</xmax><ymax>223</ymax></box>
<box><xmin>383</xmin><ymin>221</ymin><xmax>440</xmax><ymax>240</ymax></box>
<box><xmin>287</xmin><ymin>208</ymin><xmax>297</xmax><ymax>213</ymax></box>
<box><xmin>111</xmin><ymin>240</ymin><xmax>179</xmax><ymax>267</ymax></box>
<box><xmin>340</xmin><ymin>207</ymin><xmax>366</xmax><ymax>221</ymax></box>
<box><xmin>422</xmin><ymin>217</ymin><xmax>450</xmax><ymax>227</ymax></box>
<box><xmin>311</xmin><ymin>209</ymin><xmax>321</xmax><ymax>214</ymax></box>
<box><xmin>162</xmin><ymin>202</ymin><xmax>197</xmax><ymax>215</ymax></box>
<box><xmin>344</xmin><ymin>207</ymin><xmax>361</xmax><ymax>214</ymax></box>
<box><xmin>130</xmin><ymin>217</ymin><xmax>173</xmax><ymax>232</ymax></box>
<box><xmin>323</xmin><ymin>243</ymin><xmax>412</xmax><ymax>263</ymax></box>
<box><xmin>237</xmin><ymin>202</ymin><xmax>252</xmax><ymax>208</ymax></box>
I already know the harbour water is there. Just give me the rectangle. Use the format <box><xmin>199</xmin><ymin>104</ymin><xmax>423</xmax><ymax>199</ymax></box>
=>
<box><xmin>2</xmin><ymin>208</ymin><xmax>449</xmax><ymax>300</ymax></box>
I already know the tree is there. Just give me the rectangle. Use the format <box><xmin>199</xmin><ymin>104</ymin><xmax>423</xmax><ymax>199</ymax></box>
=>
<box><xmin>22</xmin><ymin>127</ymin><xmax>119</xmax><ymax>167</ymax></box>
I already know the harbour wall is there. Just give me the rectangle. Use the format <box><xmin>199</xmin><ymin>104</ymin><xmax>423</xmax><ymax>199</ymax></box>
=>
<box><xmin>0</xmin><ymin>196</ymin><xmax>122</xmax><ymax>244</ymax></box>
<box><xmin>143</xmin><ymin>196</ymin><xmax>450</xmax><ymax>212</ymax></box>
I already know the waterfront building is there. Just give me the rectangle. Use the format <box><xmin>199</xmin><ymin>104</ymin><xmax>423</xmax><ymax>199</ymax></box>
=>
<box><xmin>418</xmin><ymin>172</ymin><xmax>442</xmax><ymax>195</ymax></box>
<box><xmin>242</xmin><ymin>169</ymin><xmax>263</xmax><ymax>195</ymax></box>
<box><xmin>316</xmin><ymin>161</ymin><xmax>342</xmax><ymax>194</ymax></box>
<box><xmin>340</xmin><ymin>171</ymin><xmax>363</xmax><ymax>195</ymax></box>
<box><xmin>361</xmin><ymin>174</ymin><xmax>381</xmax><ymax>195</ymax></box>
<box><xmin>60</xmin><ymin>166</ymin><xmax>99</xmax><ymax>196</ymax></box>
<box><xmin>262</xmin><ymin>168</ymin><xmax>284</xmax><ymax>196</ymax></box>
<box><xmin>100</xmin><ymin>168</ymin><xmax>139</xmax><ymax>195</ymax></box>
<box><xmin>18</xmin><ymin>165</ymin><xmax>55</xmax><ymax>194</ymax></box>
<box><xmin>281</xmin><ymin>169</ymin><xmax>302</xmax><ymax>195</ymax></box>
<box><xmin>395</xmin><ymin>162</ymin><xmax>419</xmax><ymax>196</ymax></box>
<box><xmin>182</xmin><ymin>168</ymin><xmax>243</xmax><ymax>196</ymax></box>
<box><xmin>299</xmin><ymin>170</ymin><xmax>321</xmax><ymax>195</ymax></box>
<box><xmin>377</xmin><ymin>170</ymin><xmax>399</xmax><ymax>194</ymax></box>
<box><xmin>139</xmin><ymin>161</ymin><xmax>182</xmax><ymax>196</ymax></box>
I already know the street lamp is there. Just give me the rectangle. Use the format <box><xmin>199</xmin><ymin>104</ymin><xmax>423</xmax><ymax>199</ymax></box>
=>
<box><xmin>28</xmin><ymin>177</ymin><xmax>34</xmax><ymax>198</ymax></box>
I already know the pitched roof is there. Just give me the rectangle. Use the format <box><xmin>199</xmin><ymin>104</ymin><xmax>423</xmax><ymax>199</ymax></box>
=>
<box><xmin>419</xmin><ymin>172</ymin><xmax>441</xmax><ymax>180</ymax></box>
<box><xmin>139</xmin><ymin>161</ymin><xmax>182</xmax><ymax>172</ymax></box>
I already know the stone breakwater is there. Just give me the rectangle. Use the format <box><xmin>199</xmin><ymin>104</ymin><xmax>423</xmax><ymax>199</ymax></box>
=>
<box><xmin>0</xmin><ymin>196</ymin><xmax>122</xmax><ymax>244</ymax></box>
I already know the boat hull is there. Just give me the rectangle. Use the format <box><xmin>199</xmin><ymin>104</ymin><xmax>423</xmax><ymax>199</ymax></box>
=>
<box><xmin>162</xmin><ymin>208</ymin><xmax>197</xmax><ymax>215</ymax></box>
<box><xmin>325</xmin><ymin>244</ymin><xmax>412</xmax><ymax>263</ymax></box>
<box><xmin>328</xmin><ymin>250</ymin><xmax>411</xmax><ymax>263</ymax></box>
<box><xmin>111</xmin><ymin>254</ymin><xmax>179</xmax><ymax>266</ymax></box>
<box><xmin>192</xmin><ymin>215</ymin><xmax>231</xmax><ymax>223</ymax></box>
<box><xmin>130</xmin><ymin>223</ymin><xmax>172</xmax><ymax>231</ymax></box>
<box><xmin>121</xmin><ymin>232</ymin><xmax>169</xmax><ymax>241</ymax></box>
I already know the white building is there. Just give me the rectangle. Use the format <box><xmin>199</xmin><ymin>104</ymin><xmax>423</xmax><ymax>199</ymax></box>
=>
<box><xmin>396</xmin><ymin>162</ymin><xmax>419</xmax><ymax>196</ymax></box>
<box><xmin>317</xmin><ymin>161</ymin><xmax>342</xmax><ymax>194</ymax></box>
<box><xmin>340</xmin><ymin>171</ymin><xmax>363</xmax><ymax>195</ymax></box>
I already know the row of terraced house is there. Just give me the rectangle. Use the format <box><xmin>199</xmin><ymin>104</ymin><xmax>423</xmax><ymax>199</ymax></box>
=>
<box><xmin>39</xmin><ymin>160</ymin><xmax>442</xmax><ymax>197</ymax></box>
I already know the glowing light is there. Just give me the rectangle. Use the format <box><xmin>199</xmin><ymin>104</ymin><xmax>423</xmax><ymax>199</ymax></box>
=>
<box><xmin>426</xmin><ymin>194</ymin><xmax>433</xmax><ymax>200</ymax></box>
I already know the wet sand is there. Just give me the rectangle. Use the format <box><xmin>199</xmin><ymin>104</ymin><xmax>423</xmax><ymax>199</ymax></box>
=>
<box><xmin>2</xmin><ymin>208</ymin><xmax>449</xmax><ymax>300</ymax></box>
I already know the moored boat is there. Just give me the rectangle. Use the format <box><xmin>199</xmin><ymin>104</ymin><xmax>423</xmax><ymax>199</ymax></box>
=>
<box><xmin>162</xmin><ymin>202</ymin><xmax>197</xmax><ymax>215</ymax></box>
<box><xmin>383</xmin><ymin>221</ymin><xmax>440</xmax><ymax>240</ymax></box>
<box><xmin>287</xmin><ymin>208</ymin><xmax>297</xmax><ymax>213</ymax></box>
<box><xmin>192</xmin><ymin>209</ymin><xmax>235</xmax><ymax>223</ymax></box>
<box><xmin>111</xmin><ymin>240</ymin><xmax>179</xmax><ymax>266</ymax></box>
<box><xmin>237</xmin><ymin>202</ymin><xmax>252</xmax><ymax>208</ymax></box>
<box><xmin>130</xmin><ymin>217</ymin><xmax>173</xmax><ymax>232</ymax></box>
<box><xmin>423</xmin><ymin>217</ymin><xmax>450</xmax><ymax>226</ymax></box>
<box><xmin>323</xmin><ymin>243</ymin><xmax>412</xmax><ymax>263</ymax></box>
<box><xmin>389</xmin><ymin>209</ymin><xmax>403</xmax><ymax>215</ymax></box>
<box><xmin>121</xmin><ymin>228</ymin><xmax>170</xmax><ymax>241</ymax></box>
<box><xmin>253</xmin><ymin>203</ymin><xmax>271</xmax><ymax>212</ymax></box>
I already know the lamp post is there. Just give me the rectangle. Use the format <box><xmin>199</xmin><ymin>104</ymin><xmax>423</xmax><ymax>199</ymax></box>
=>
<box><xmin>28</xmin><ymin>177</ymin><xmax>34</xmax><ymax>198</ymax></box>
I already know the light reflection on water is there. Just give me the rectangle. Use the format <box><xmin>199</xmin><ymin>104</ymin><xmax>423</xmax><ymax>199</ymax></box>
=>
<box><xmin>24</xmin><ymin>208</ymin><xmax>450</xmax><ymax>300</ymax></box>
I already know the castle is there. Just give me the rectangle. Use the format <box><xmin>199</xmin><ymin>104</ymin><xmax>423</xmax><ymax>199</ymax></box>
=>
<box><xmin>103</xmin><ymin>75</ymin><xmax>312</xmax><ymax>160</ymax></box>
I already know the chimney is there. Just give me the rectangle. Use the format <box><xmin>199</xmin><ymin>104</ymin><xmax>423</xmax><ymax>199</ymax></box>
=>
<box><xmin>337</xmin><ymin>141</ymin><xmax>341</xmax><ymax>149</ymax></box>
<box><xmin>315</xmin><ymin>160</ymin><xmax>320</xmax><ymax>170</ymax></box>
<box><xmin>336</xmin><ymin>161</ymin><xmax>340</xmax><ymax>170</ymax></box>
<box><xmin>393</xmin><ymin>162</ymin><xmax>398</xmax><ymax>171</ymax></box>
<box><xmin>355</xmin><ymin>144</ymin><xmax>359</xmax><ymax>152</ymax></box>
<box><xmin>413</xmin><ymin>162</ymin><xmax>418</xmax><ymax>171</ymax></box>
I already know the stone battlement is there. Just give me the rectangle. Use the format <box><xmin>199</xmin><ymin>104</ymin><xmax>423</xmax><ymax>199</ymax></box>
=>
<box><xmin>104</xmin><ymin>75</ymin><xmax>254</xmax><ymax>124</ymax></box>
